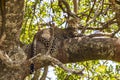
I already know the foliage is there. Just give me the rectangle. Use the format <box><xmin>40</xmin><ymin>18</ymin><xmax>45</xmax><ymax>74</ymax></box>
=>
<box><xmin>21</xmin><ymin>0</ymin><xmax>120</xmax><ymax>79</ymax></box>
<box><xmin>55</xmin><ymin>60</ymin><xmax>120</xmax><ymax>80</ymax></box>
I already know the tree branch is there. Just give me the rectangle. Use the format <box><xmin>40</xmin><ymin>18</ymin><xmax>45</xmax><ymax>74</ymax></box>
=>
<box><xmin>40</xmin><ymin>66</ymin><xmax>48</xmax><ymax>80</ymax></box>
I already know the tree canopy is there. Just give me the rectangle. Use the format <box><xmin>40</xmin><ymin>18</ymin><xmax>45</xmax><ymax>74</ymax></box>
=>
<box><xmin>0</xmin><ymin>0</ymin><xmax>120</xmax><ymax>80</ymax></box>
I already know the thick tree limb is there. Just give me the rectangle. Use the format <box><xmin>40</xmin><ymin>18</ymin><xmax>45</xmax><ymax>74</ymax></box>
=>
<box><xmin>22</xmin><ymin>36</ymin><xmax>120</xmax><ymax>76</ymax></box>
<box><xmin>0</xmin><ymin>33</ymin><xmax>120</xmax><ymax>79</ymax></box>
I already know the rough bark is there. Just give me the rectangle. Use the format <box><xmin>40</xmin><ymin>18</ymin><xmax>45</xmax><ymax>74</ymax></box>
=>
<box><xmin>20</xmin><ymin>36</ymin><xmax>120</xmax><ymax>79</ymax></box>
<box><xmin>0</xmin><ymin>0</ymin><xmax>25</xmax><ymax>80</ymax></box>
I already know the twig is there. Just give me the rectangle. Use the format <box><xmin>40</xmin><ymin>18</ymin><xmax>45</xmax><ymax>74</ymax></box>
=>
<box><xmin>58</xmin><ymin>0</ymin><xmax>77</xmax><ymax>18</ymax></box>
<box><xmin>81</xmin><ymin>0</ymin><xmax>104</xmax><ymax>33</ymax></box>
<box><xmin>88</xmin><ymin>33</ymin><xmax>111</xmax><ymax>38</ymax></box>
<box><xmin>29</xmin><ymin>54</ymin><xmax>84</xmax><ymax>75</ymax></box>
<box><xmin>40</xmin><ymin>66</ymin><xmax>48</xmax><ymax>80</ymax></box>
<box><xmin>0</xmin><ymin>32</ymin><xmax>6</xmax><ymax>46</ymax></box>
<box><xmin>46</xmin><ymin>55</ymin><xmax>84</xmax><ymax>75</ymax></box>
<box><xmin>32</xmin><ymin>69</ymin><xmax>41</xmax><ymax>80</ymax></box>
<box><xmin>86</xmin><ymin>0</ymin><xmax>96</xmax><ymax>22</ymax></box>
